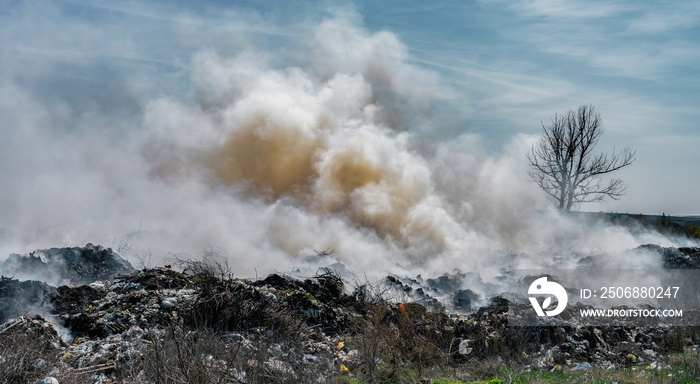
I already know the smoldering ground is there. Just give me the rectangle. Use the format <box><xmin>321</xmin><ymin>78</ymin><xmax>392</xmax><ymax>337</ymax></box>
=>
<box><xmin>0</xmin><ymin>9</ymin><xmax>695</xmax><ymax>292</ymax></box>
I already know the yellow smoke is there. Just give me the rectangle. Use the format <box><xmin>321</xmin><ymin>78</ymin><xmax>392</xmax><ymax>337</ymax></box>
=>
<box><xmin>205</xmin><ymin>115</ymin><xmax>326</xmax><ymax>199</ymax></box>
<box><xmin>199</xmin><ymin>113</ymin><xmax>441</xmax><ymax>253</ymax></box>
<box><xmin>314</xmin><ymin>142</ymin><xmax>427</xmax><ymax>243</ymax></box>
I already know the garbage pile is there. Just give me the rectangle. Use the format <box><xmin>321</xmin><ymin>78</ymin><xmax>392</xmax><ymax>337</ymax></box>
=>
<box><xmin>0</xmin><ymin>244</ymin><xmax>699</xmax><ymax>383</ymax></box>
<box><xmin>0</xmin><ymin>277</ymin><xmax>55</xmax><ymax>323</ymax></box>
<box><xmin>453</xmin><ymin>297</ymin><xmax>700</xmax><ymax>371</ymax></box>
<box><xmin>47</xmin><ymin>267</ymin><xmax>369</xmax><ymax>382</ymax></box>
<box><xmin>1</xmin><ymin>244</ymin><xmax>134</xmax><ymax>286</ymax></box>
<box><xmin>639</xmin><ymin>244</ymin><xmax>700</xmax><ymax>269</ymax></box>
<box><xmin>383</xmin><ymin>271</ymin><xmax>491</xmax><ymax>313</ymax></box>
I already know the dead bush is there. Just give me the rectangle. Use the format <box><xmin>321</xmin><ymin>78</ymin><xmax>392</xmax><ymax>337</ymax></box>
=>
<box><xmin>0</xmin><ymin>317</ymin><xmax>92</xmax><ymax>384</ymax></box>
<box><xmin>315</xmin><ymin>268</ymin><xmax>344</xmax><ymax>300</ymax></box>
<box><xmin>133</xmin><ymin>324</ymin><xmax>242</xmax><ymax>384</ymax></box>
<box><xmin>351</xmin><ymin>302</ymin><xmax>453</xmax><ymax>383</ymax></box>
<box><xmin>173</xmin><ymin>249</ymin><xmax>234</xmax><ymax>283</ymax></box>
<box><xmin>241</xmin><ymin>335</ymin><xmax>332</xmax><ymax>384</ymax></box>
<box><xmin>351</xmin><ymin>278</ymin><xmax>390</xmax><ymax>308</ymax></box>
<box><xmin>133</xmin><ymin>323</ymin><xmax>334</xmax><ymax>384</ymax></box>
<box><xmin>187</xmin><ymin>281</ymin><xmax>310</xmax><ymax>341</ymax></box>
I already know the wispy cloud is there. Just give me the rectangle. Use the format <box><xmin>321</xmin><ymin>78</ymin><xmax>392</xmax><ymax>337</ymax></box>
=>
<box><xmin>504</xmin><ymin>0</ymin><xmax>628</xmax><ymax>19</ymax></box>
<box><xmin>476</xmin><ymin>0</ymin><xmax>700</xmax><ymax>80</ymax></box>
<box><xmin>625</xmin><ymin>2</ymin><xmax>700</xmax><ymax>34</ymax></box>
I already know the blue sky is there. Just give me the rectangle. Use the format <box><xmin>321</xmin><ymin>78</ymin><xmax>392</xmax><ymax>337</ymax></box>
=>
<box><xmin>359</xmin><ymin>0</ymin><xmax>700</xmax><ymax>214</ymax></box>
<box><xmin>1</xmin><ymin>0</ymin><xmax>699</xmax><ymax>217</ymax></box>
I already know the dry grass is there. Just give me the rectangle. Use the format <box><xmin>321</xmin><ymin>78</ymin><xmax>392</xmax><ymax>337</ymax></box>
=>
<box><xmin>130</xmin><ymin>323</ymin><xmax>334</xmax><ymax>384</ymax></box>
<box><xmin>132</xmin><ymin>324</ymin><xmax>243</xmax><ymax>383</ymax></box>
<box><xmin>0</xmin><ymin>318</ymin><xmax>93</xmax><ymax>384</ymax></box>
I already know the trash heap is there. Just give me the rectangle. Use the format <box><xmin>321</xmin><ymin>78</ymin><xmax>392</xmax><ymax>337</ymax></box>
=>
<box><xmin>46</xmin><ymin>267</ymin><xmax>371</xmax><ymax>383</ymax></box>
<box><xmin>1</xmin><ymin>244</ymin><xmax>135</xmax><ymax>286</ymax></box>
<box><xmin>643</xmin><ymin>244</ymin><xmax>700</xmax><ymax>269</ymax></box>
<box><xmin>0</xmin><ymin>277</ymin><xmax>56</xmax><ymax>323</ymax></box>
<box><xmin>452</xmin><ymin>297</ymin><xmax>700</xmax><ymax>371</ymax></box>
<box><xmin>0</xmin><ymin>244</ymin><xmax>699</xmax><ymax>383</ymax></box>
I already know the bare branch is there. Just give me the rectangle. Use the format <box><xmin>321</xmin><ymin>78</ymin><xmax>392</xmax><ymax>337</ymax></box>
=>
<box><xmin>526</xmin><ymin>104</ymin><xmax>635</xmax><ymax>211</ymax></box>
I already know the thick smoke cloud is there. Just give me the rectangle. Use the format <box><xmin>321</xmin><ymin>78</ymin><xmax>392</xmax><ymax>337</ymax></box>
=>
<box><xmin>141</xmin><ymin>20</ymin><xmax>469</xmax><ymax>264</ymax></box>
<box><xmin>0</xmin><ymin>11</ymin><xmax>692</xmax><ymax>284</ymax></box>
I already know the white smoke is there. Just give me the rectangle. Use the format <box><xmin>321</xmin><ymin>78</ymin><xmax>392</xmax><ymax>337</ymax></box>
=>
<box><xmin>0</xmin><ymin>12</ymin><xmax>692</xmax><ymax>288</ymax></box>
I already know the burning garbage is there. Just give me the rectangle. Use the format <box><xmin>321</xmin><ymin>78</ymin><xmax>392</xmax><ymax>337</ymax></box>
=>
<box><xmin>1</xmin><ymin>244</ymin><xmax>134</xmax><ymax>287</ymax></box>
<box><xmin>0</xmin><ymin>244</ymin><xmax>699</xmax><ymax>383</ymax></box>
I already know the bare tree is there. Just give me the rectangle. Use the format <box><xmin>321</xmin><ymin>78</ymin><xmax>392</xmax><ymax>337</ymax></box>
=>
<box><xmin>527</xmin><ymin>105</ymin><xmax>636</xmax><ymax>211</ymax></box>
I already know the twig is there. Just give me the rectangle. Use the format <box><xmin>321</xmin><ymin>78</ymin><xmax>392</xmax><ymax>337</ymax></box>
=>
<box><xmin>0</xmin><ymin>317</ymin><xmax>23</xmax><ymax>335</ymax></box>
<box><xmin>74</xmin><ymin>362</ymin><xmax>115</xmax><ymax>373</ymax></box>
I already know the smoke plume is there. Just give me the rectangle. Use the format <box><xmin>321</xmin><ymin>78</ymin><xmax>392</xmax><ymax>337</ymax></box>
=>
<box><xmin>0</xmin><ymin>12</ymin><xmax>693</xmax><ymax>285</ymax></box>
